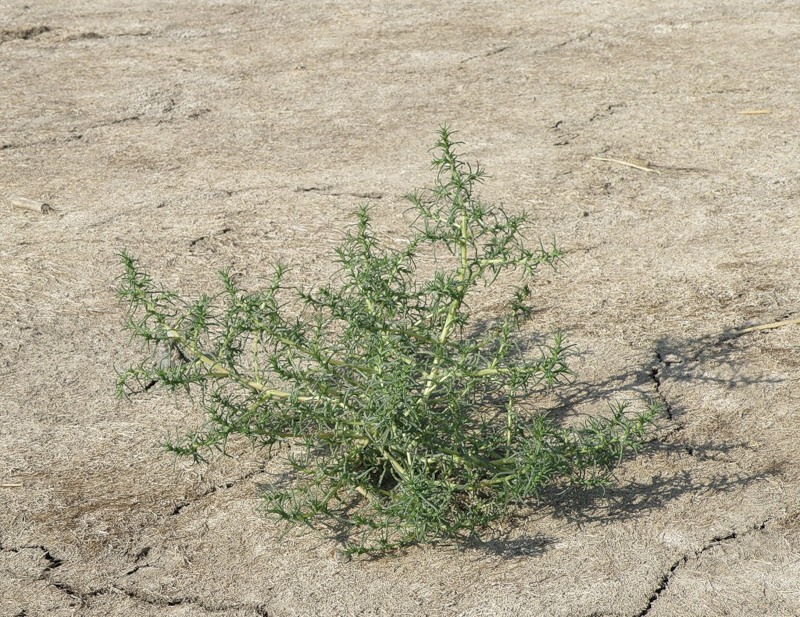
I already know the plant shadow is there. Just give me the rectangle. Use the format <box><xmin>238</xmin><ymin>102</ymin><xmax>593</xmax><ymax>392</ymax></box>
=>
<box><xmin>470</xmin><ymin>324</ymin><xmax>787</xmax><ymax>558</ymax></box>
<box><xmin>467</xmin><ymin>533</ymin><xmax>557</xmax><ymax>559</ymax></box>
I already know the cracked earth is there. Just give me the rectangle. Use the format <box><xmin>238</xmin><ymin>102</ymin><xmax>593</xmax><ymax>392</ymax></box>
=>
<box><xmin>2</xmin><ymin>1</ymin><xmax>800</xmax><ymax>615</ymax></box>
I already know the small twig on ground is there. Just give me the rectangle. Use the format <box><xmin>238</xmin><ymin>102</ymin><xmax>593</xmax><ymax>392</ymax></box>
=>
<box><xmin>738</xmin><ymin>109</ymin><xmax>771</xmax><ymax>115</ymax></box>
<box><xmin>0</xmin><ymin>483</ymin><xmax>23</xmax><ymax>488</ymax></box>
<box><xmin>10</xmin><ymin>196</ymin><xmax>53</xmax><ymax>214</ymax></box>
<box><xmin>590</xmin><ymin>156</ymin><xmax>662</xmax><ymax>175</ymax></box>
<box><xmin>736</xmin><ymin>318</ymin><xmax>800</xmax><ymax>334</ymax></box>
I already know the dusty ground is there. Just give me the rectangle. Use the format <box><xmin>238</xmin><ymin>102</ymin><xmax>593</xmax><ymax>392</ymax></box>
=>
<box><xmin>2</xmin><ymin>1</ymin><xmax>800</xmax><ymax>615</ymax></box>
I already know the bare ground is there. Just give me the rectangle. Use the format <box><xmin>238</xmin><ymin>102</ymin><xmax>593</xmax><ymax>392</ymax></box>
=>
<box><xmin>2</xmin><ymin>1</ymin><xmax>800</xmax><ymax>615</ymax></box>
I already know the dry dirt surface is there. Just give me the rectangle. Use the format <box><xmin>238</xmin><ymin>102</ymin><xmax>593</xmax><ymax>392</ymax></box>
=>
<box><xmin>2</xmin><ymin>1</ymin><xmax>800</xmax><ymax>615</ymax></box>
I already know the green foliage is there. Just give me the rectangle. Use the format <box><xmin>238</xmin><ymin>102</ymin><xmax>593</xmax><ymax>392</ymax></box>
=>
<box><xmin>118</xmin><ymin>126</ymin><xmax>657</xmax><ymax>555</ymax></box>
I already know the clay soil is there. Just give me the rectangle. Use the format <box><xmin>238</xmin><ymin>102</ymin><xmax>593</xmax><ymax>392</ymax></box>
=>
<box><xmin>2</xmin><ymin>1</ymin><xmax>800</xmax><ymax>615</ymax></box>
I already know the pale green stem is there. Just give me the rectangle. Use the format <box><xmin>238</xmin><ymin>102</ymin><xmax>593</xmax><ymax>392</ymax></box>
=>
<box><xmin>421</xmin><ymin>191</ymin><xmax>471</xmax><ymax>398</ymax></box>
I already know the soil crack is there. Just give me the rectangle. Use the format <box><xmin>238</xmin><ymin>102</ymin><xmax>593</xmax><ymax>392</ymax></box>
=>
<box><xmin>189</xmin><ymin>227</ymin><xmax>232</xmax><ymax>247</ymax></box>
<box><xmin>90</xmin><ymin>115</ymin><xmax>142</xmax><ymax>128</ymax></box>
<box><xmin>83</xmin><ymin>584</ymin><xmax>269</xmax><ymax>614</ymax></box>
<box><xmin>19</xmin><ymin>545</ymin><xmax>92</xmax><ymax>606</ymax></box>
<box><xmin>21</xmin><ymin>543</ymin><xmax>267</xmax><ymax>614</ymax></box>
<box><xmin>169</xmin><ymin>464</ymin><xmax>267</xmax><ymax>517</ymax></box>
<box><xmin>649</xmin><ymin>351</ymin><xmax>674</xmax><ymax>421</ymax></box>
<box><xmin>634</xmin><ymin>518</ymin><xmax>772</xmax><ymax>616</ymax></box>
<box><xmin>21</xmin><ymin>544</ymin><xmax>64</xmax><ymax>571</ymax></box>
<box><xmin>1</xmin><ymin>133</ymin><xmax>82</xmax><ymax>151</ymax></box>
<box><xmin>461</xmin><ymin>45</ymin><xmax>510</xmax><ymax>63</ymax></box>
<box><xmin>0</xmin><ymin>25</ymin><xmax>51</xmax><ymax>44</ymax></box>
<box><xmin>294</xmin><ymin>185</ymin><xmax>383</xmax><ymax>199</ymax></box>
<box><xmin>549</xmin><ymin>30</ymin><xmax>593</xmax><ymax>50</ymax></box>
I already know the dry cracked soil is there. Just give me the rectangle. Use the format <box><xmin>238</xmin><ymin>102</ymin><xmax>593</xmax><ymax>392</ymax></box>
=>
<box><xmin>2</xmin><ymin>1</ymin><xmax>800</xmax><ymax>616</ymax></box>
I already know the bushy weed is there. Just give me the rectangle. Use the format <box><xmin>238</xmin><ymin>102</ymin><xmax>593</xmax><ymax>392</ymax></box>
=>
<box><xmin>118</xmin><ymin>126</ymin><xmax>657</xmax><ymax>555</ymax></box>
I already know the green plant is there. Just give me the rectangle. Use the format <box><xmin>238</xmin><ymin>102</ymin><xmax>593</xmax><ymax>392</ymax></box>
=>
<box><xmin>118</xmin><ymin>126</ymin><xmax>658</xmax><ymax>555</ymax></box>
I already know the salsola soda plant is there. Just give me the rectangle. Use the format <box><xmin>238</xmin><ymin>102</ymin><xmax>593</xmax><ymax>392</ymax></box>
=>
<box><xmin>118</xmin><ymin>126</ymin><xmax>658</xmax><ymax>555</ymax></box>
